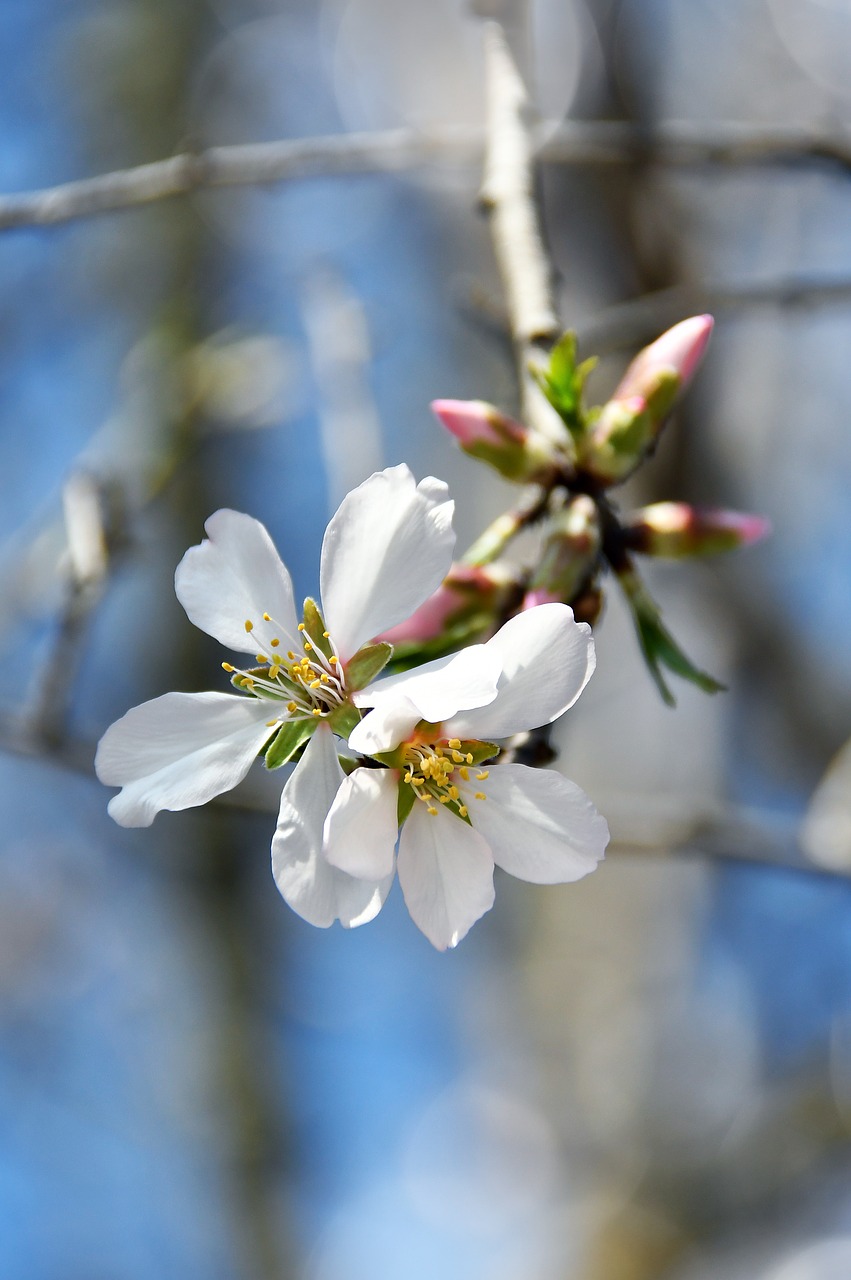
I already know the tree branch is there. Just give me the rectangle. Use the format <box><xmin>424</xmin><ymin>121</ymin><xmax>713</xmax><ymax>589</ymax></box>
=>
<box><xmin>3</xmin><ymin>120</ymin><xmax>851</xmax><ymax>234</ymax></box>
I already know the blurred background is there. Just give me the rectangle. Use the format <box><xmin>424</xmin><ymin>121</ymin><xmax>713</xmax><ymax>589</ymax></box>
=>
<box><xmin>2</xmin><ymin>0</ymin><xmax>851</xmax><ymax>1276</ymax></box>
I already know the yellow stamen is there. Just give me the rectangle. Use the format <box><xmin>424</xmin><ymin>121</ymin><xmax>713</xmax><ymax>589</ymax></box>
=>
<box><xmin>458</xmin><ymin>805</ymin><xmax>468</xmax><ymax>817</ymax></box>
<box><xmin>256</xmin><ymin>654</ymin><xmax>268</xmax><ymax>664</ymax></box>
<box><xmin>459</xmin><ymin>767</ymin><xmax>470</xmax><ymax>781</ymax></box>
<box><xmin>270</xmin><ymin>638</ymin><xmax>280</xmax><ymax>648</ymax></box>
<box><xmin>329</xmin><ymin>655</ymin><xmax>339</xmax><ymax>666</ymax></box>
<box><xmin>309</xmin><ymin>679</ymin><xmax>321</xmax><ymax>689</ymax></box>
<box><xmin>312</xmin><ymin>708</ymin><xmax>322</xmax><ymax>717</ymax></box>
<box><xmin>427</xmin><ymin>806</ymin><xmax>438</xmax><ymax>816</ymax></box>
<box><xmin>221</xmin><ymin>662</ymin><xmax>235</xmax><ymax>673</ymax></box>
<box><xmin>466</xmin><ymin>753</ymin><xmax>473</xmax><ymax>764</ymax></box>
<box><xmin>451</xmin><ymin>750</ymin><xmax>464</xmax><ymax>763</ymax></box>
<box><xmin>439</xmin><ymin>795</ymin><xmax>450</xmax><ymax>804</ymax></box>
<box><xmin>287</xmin><ymin>701</ymin><xmax>298</xmax><ymax>713</ymax></box>
<box><xmin>304</xmin><ymin>640</ymin><xmax>312</xmax><ymax>650</ymax></box>
<box><xmin>323</xmin><ymin>630</ymin><xmax>330</xmax><ymax>638</ymax></box>
<box><xmin>297</xmin><ymin>623</ymin><xmax>305</xmax><ymax>632</ymax></box>
<box><xmin>476</xmin><ymin>770</ymin><xmax>489</xmax><ymax>781</ymax></box>
<box><xmin>263</xmin><ymin>612</ymin><xmax>271</xmax><ymax>622</ymax></box>
<box><xmin>475</xmin><ymin>792</ymin><xmax>486</xmax><ymax>801</ymax></box>
<box><xmin>320</xmin><ymin>674</ymin><xmax>330</xmax><ymax>683</ymax></box>
<box><xmin>266</xmin><ymin>719</ymin><xmax>278</xmax><ymax>727</ymax></box>
<box><xmin>244</xmin><ymin>620</ymin><xmax>254</xmax><ymax>633</ymax></box>
<box><xmin>448</xmin><ymin>739</ymin><xmax>461</xmax><ymax>749</ymax></box>
<box><xmin>448</xmin><ymin>786</ymin><xmax>459</xmax><ymax>800</ymax></box>
<box><xmin>287</xmin><ymin>651</ymin><xmax>296</xmax><ymax>660</ymax></box>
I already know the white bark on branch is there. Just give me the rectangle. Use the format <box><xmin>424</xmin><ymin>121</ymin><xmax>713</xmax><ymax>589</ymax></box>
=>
<box><xmin>2</xmin><ymin>120</ymin><xmax>851</xmax><ymax>234</ymax></box>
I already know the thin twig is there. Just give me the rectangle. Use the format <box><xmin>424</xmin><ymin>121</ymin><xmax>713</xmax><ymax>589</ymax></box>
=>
<box><xmin>4</xmin><ymin>120</ymin><xmax>851</xmax><ymax>235</ymax></box>
<box><xmin>27</xmin><ymin>473</ymin><xmax>110</xmax><ymax>748</ymax></box>
<box><xmin>580</xmin><ymin>276</ymin><xmax>851</xmax><ymax>355</ymax></box>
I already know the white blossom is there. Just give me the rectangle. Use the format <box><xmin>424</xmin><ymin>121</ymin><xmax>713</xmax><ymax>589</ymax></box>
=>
<box><xmin>96</xmin><ymin>465</ymin><xmax>458</xmax><ymax>929</ymax></box>
<box><xmin>323</xmin><ymin>604</ymin><xmax>609</xmax><ymax>949</ymax></box>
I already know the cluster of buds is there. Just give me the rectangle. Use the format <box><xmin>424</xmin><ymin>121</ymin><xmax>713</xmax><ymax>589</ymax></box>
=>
<box><xmin>411</xmin><ymin>317</ymin><xmax>769</xmax><ymax>704</ymax></box>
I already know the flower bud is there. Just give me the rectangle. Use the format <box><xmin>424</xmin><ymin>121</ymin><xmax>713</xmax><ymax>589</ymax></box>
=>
<box><xmin>431</xmin><ymin>399</ymin><xmax>557</xmax><ymax>483</ymax></box>
<box><xmin>522</xmin><ymin>495</ymin><xmax>601</xmax><ymax>609</ymax></box>
<box><xmin>624</xmin><ymin>502</ymin><xmax>771</xmax><ymax>558</ymax></box>
<box><xmin>375</xmin><ymin>562</ymin><xmax>520</xmax><ymax>657</ymax></box>
<box><xmin>580</xmin><ymin>315</ymin><xmax>714</xmax><ymax>485</ymax></box>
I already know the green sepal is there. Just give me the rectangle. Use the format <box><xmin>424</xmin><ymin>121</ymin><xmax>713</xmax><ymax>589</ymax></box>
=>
<box><xmin>397</xmin><ymin>778</ymin><xmax>416</xmax><ymax>826</ymax></box>
<box><xmin>327</xmin><ymin>701</ymin><xmax>361</xmax><ymax>738</ymax></box>
<box><xmin>532</xmin><ymin>332</ymin><xmax>596</xmax><ymax>438</ymax></box>
<box><xmin>231</xmin><ymin>668</ymin><xmax>289</xmax><ymax>700</ymax></box>
<box><xmin>345</xmin><ymin>641</ymin><xmax>393</xmax><ymax>691</ymax></box>
<box><xmin>455</xmin><ymin>740</ymin><xmax>500</xmax><ymax>765</ymax></box>
<box><xmin>264</xmin><ymin>717</ymin><xmax>316</xmax><ymax>769</ymax></box>
<box><xmin>301</xmin><ymin>597</ymin><xmax>334</xmax><ymax>660</ymax></box>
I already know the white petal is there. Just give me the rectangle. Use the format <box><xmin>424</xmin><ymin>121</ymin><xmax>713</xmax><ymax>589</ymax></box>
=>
<box><xmin>272</xmin><ymin>728</ymin><xmax>392</xmax><ymax>929</ymax></box>
<box><xmin>348</xmin><ymin>695</ymin><xmax>422</xmax><ymax>758</ymax></box>
<box><xmin>324</xmin><ymin>767</ymin><xmax>400</xmax><ymax>880</ymax></box>
<box><xmin>397</xmin><ymin>802</ymin><xmax>495</xmax><ymax>950</ymax></box>
<box><xmin>465</xmin><ymin>763</ymin><xmax>608</xmax><ymax>884</ymax></box>
<box><xmin>174</xmin><ymin>509</ymin><xmax>300</xmax><ymax>657</ymax></box>
<box><xmin>350</xmin><ymin>644</ymin><xmax>502</xmax><ymax>755</ymax></box>
<box><xmin>320</xmin><ymin>466</ymin><xmax>455</xmax><ymax>662</ymax></box>
<box><xmin>446</xmin><ymin>604</ymin><xmax>595</xmax><ymax>740</ymax></box>
<box><xmin>96</xmin><ymin>691</ymin><xmax>277</xmax><ymax>827</ymax></box>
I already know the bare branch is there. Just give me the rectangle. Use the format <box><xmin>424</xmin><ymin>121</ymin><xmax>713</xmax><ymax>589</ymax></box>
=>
<box><xmin>581</xmin><ymin>276</ymin><xmax>851</xmax><ymax>355</ymax></box>
<box><xmin>3</xmin><ymin>120</ymin><xmax>851</xmax><ymax>235</ymax></box>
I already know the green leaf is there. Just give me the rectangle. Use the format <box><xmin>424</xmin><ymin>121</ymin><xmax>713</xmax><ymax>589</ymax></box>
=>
<box><xmin>301</xmin><ymin>597</ymin><xmax>334</xmax><ymax>660</ymax></box>
<box><xmin>264</xmin><ymin>717</ymin><xmax>316</xmax><ymax>769</ymax></box>
<box><xmin>327</xmin><ymin>701</ymin><xmax>361</xmax><ymax>738</ymax></box>
<box><xmin>345</xmin><ymin>641</ymin><xmax>393</xmax><ymax>691</ymax></box>
<box><xmin>532</xmin><ymin>333</ymin><xmax>597</xmax><ymax>438</ymax></box>
<box><xmin>397</xmin><ymin>778</ymin><xmax>416</xmax><ymax>826</ymax></box>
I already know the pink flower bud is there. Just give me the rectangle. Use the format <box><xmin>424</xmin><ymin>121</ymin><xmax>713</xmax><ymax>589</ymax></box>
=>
<box><xmin>614</xmin><ymin>315</ymin><xmax>714</xmax><ymax>403</ymax></box>
<box><xmin>431</xmin><ymin>399</ymin><xmax>527</xmax><ymax>448</ymax></box>
<box><xmin>625</xmin><ymin>502</ymin><xmax>771</xmax><ymax>558</ymax></box>
<box><xmin>376</xmin><ymin>563</ymin><xmax>518</xmax><ymax>651</ymax></box>
<box><xmin>579</xmin><ymin>317</ymin><xmax>714</xmax><ymax>487</ymax></box>
<box><xmin>430</xmin><ymin>399</ymin><xmax>557</xmax><ymax>482</ymax></box>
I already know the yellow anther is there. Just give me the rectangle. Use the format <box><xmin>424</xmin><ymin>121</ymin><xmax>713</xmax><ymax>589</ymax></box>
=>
<box><xmin>309</xmin><ymin>679</ymin><xmax>321</xmax><ymax>689</ymax></box>
<box><xmin>458</xmin><ymin>805</ymin><xmax>468</xmax><ymax>817</ymax></box>
<box><xmin>404</xmin><ymin>771</ymin><xmax>413</xmax><ymax>784</ymax></box>
<box><xmin>287</xmin><ymin>701</ymin><xmax>298</xmax><ymax>713</ymax></box>
<box><xmin>475</xmin><ymin>792</ymin><xmax>486</xmax><ymax>801</ymax></box>
<box><xmin>412</xmin><ymin>775</ymin><xmax>424</xmax><ymax>787</ymax></box>
<box><xmin>304</xmin><ymin>639</ymin><xmax>313</xmax><ymax>651</ymax></box>
<box><xmin>256</xmin><ymin>654</ymin><xmax>268</xmax><ymax>664</ymax></box>
<box><xmin>266</xmin><ymin>719</ymin><xmax>279</xmax><ymax>727</ymax></box>
<box><xmin>451</xmin><ymin>750</ymin><xmax>464</xmax><ymax>764</ymax></box>
<box><xmin>427</xmin><ymin>806</ymin><xmax>438</xmax><ymax>816</ymax></box>
<box><xmin>439</xmin><ymin>795</ymin><xmax>450</xmax><ymax>804</ymax></box>
<box><xmin>245</xmin><ymin>678</ymin><xmax>255</xmax><ymax>689</ymax></box>
<box><xmin>466</xmin><ymin>753</ymin><xmax>473</xmax><ymax>765</ymax></box>
<box><xmin>323</xmin><ymin>630</ymin><xmax>330</xmax><ymax>638</ymax></box>
<box><xmin>476</xmin><ymin>770</ymin><xmax>489</xmax><ymax>781</ymax></box>
<box><xmin>221</xmin><ymin>662</ymin><xmax>235</xmax><ymax>673</ymax></box>
<box><xmin>320</xmin><ymin>674</ymin><xmax>330</xmax><ymax>683</ymax></box>
<box><xmin>448</xmin><ymin>739</ymin><xmax>461</xmax><ymax>749</ymax></box>
<box><xmin>244</xmin><ymin>620</ymin><xmax>254</xmax><ymax>633</ymax></box>
<box><xmin>263</xmin><ymin>612</ymin><xmax>271</xmax><ymax>622</ymax></box>
<box><xmin>270</xmin><ymin>638</ymin><xmax>280</xmax><ymax>648</ymax></box>
<box><xmin>329</xmin><ymin>655</ymin><xmax>339</xmax><ymax>666</ymax></box>
<box><xmin>312</xmin><ymin>708</ymin><xmax>322</xmax><ymax>717</ymax></box>
<box><xmin>448</xmin><ymin>786</ymin><xmax>459</xmax><ymax>800</ymax></box>
<box><xmin>287</xmin><ymin>651</ymin><xmax>296</xmax><ymax>660</ymax></box>
<box><xmin>297</xmin><ymin>622</ymin><xmax>305</xmax><ymax>631</ymax></box>
<box><xmin>459</xmin><ymin>767</ymin><xmax>470</xmax><ymax>781</ymax></box>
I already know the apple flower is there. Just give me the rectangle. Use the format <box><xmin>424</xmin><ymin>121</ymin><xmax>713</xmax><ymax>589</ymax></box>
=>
<box><xmin>320</xmin><ymin>604</ymin><xmax>610</xmax><ymax>950</ymax></box>
<box><xmin>96</xmin><ymin>464</ymin><xmax>457</xmax><ymax>928</ymax></box>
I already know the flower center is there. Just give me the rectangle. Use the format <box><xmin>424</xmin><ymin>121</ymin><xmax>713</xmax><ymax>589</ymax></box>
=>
<box><xmin>402</xmin><ymin>739</ymin><xmax>490</xmax><ymax>819</ymax></box>
<box><xmin>222</xmin><ymin>612</ymin><xmax>347</xmax><ymax>722</ymax></box>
